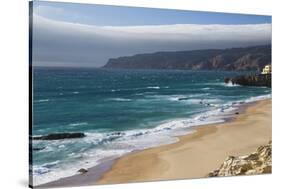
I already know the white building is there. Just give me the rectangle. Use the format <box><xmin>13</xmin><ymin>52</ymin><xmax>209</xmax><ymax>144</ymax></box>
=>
<box><xmin>261</xmin><ymin>64</ymin><xmax>271</xmax><ymax>74</ymax></box>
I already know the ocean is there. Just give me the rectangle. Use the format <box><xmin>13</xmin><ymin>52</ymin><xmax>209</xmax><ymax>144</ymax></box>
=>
<box><xmin>31</xmin><ymin>67</ymin><xmax>271</xmax><ymax>185</ymax></box>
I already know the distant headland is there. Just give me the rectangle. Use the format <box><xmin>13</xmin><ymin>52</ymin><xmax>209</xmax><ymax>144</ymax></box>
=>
<box><xmin>103</xmin><ymin>45</ymin><xmax>271</xmax><ymax>72</ymax></box>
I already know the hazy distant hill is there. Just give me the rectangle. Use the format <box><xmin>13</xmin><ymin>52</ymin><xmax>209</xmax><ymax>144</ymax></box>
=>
<box><xmin>103</xmin><ymin>45</ymin><xmax>271</xmax><ymax>71</ymax></box>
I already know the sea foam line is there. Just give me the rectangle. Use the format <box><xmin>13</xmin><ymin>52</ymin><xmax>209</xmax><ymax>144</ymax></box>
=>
<box><xmin>69</xmin><ymin>122</ymin><xmax>88</xmax><ymax>127</ymax></box>
<box><xmin>35</xmin><ymin>99</ymin><xmax>50</xmax><ymax>103</ymax></box>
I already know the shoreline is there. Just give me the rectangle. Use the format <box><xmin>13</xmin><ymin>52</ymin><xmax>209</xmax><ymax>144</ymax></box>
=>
<box><xmin>38</xmin><ymin>98</ymin><xmax>272</xmax><ymax>188</ymax></box>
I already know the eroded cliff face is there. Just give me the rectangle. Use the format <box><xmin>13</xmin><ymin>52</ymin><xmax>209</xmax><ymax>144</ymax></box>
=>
<box><xmin>208</xmin><ymin>141</ymin><xmax>272</xmax><ymax>177</ymax></box>
<box><xmin>103</xmin><ymin>45</ymin><xmax>271</xmax><ymax>71</ymax></box>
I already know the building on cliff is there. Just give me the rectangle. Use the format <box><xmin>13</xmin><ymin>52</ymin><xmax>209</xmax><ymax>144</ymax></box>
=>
<box><xmin>261</xmin><ymin>64</ymin><xmax>272</xmax><ymax>75</ymax></box>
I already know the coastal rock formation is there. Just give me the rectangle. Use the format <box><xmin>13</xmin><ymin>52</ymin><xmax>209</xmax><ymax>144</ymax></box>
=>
<box><xmin>208</xmin><ymin>141</ymin><xmax>272</xmax><ymax>177</ymax></box>
<box><xmin>103</xmin><ymin>45</ymin><xmax>271</xmax><ymax>72</ymax></box>
<box><xmin>224</xmin><ymin>74</ymin><xmax>271</xmax><ymax>88</ymax></box>
<box><xmin>32</xmin><ymin>133</ymin><xmax>86</xmax><ymax>140</ymax></box>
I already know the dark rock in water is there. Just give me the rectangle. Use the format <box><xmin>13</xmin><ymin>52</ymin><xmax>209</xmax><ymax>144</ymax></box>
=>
<box><xmin>33</xmin><ymin>133</ymin><xmax>85</xmax><ymax>140</ymax></box>
<box><xmin>110</xmin><ymin>132</ymin><xmax>124</xmax><ymax>136</ymax></box>
<box><xmin>33</xmin><ymin>147</ymin><xmax>45</xmax><ymax>151</ymax></box>
<box><xmin>78</xmin><ymin>168</ymin><xmax>88</xmax><ymax>174</ymax></box>
<box><xmin>224</xmin><ymin>77</ymin><xmax>231</xmax><ymax>84</ymax></box>
<box><xmin>178</xmin><ymin>97</ymin><xmax>188</xmax><ymax>101</ymax></box>
<box><xmin>225</xmin><ymin>74</ymin><xmax>271</xmax><ymax>88</ymax></box>
<box><xmin>235</xmin><ymin>112</ymin><xmax>239</xmax><ymax>115</ymax></box>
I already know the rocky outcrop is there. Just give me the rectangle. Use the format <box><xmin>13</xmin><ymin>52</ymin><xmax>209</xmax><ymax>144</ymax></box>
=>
<box><xmin>32</xmin><ymin>147</ymin><xmax>46</xmax><ymax>151</ymax></box>
<box><xmin>77</xmin><ymin>168</ymin><xmax>88</xmax><ymax>174</ymax></box>
<box><xmin>32</xmin><ymin>133</ymin><xmax>86</xmax><ymax>140</ymax></box>
<box><xmin>208</xmin><ymin>141</ymin><xmax>272</xmax><ymax>177</ymax></box>
<box><xmin>103</xmin><ymin>45</ymin><xmax>271</xmax><ymax>71</ymax></box>
<box><xmin>225</xmin><ymin>74</ymin><xmax>271</xmax><ymax>88</ymax></box>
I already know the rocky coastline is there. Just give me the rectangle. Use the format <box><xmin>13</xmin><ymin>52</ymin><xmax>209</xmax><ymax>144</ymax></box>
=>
<box><xmin>209</xmin><ymin>141</ymin><xmax>272</xmax><ymax>177</ymax></box>
<box><xmin>103</xmin><ymin>45</ymin><xmax>271</xmax><ymax>71</ymax></box>
<box><xmin>224</xmin><ymin>74</ymin><xmax>271</xmax><ymax>88</ymax></box>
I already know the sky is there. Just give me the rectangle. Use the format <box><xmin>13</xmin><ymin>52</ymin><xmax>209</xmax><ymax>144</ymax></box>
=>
<box><xmin>32</xmin><ymin>1</ymin><xmax>272</xmax><ymax>67</ymax></box>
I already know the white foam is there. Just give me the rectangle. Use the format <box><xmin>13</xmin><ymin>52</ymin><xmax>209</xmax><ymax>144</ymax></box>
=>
<box><xmin>144</xmin><ymin>93</ymin><xmax>210</xmax><ymax>103</ymax></box>
<box><xmin>202</xmin><ymin>87</ymin><xmax>211</xmax><ymax>90</ymax></box>
<box><xmin>147</xmin><ymin>86</ymin><xmax>160</xmax><ymax>89</ymax></box>
<box><xmin>245</xmin><ymin>94</ymin><xmax>271</xmax><ymax>103</ymax></box>
<box><xmin>167</xmin><ymin>95</ymin><xmax>187</xmax><ymax>101</ymax></box>
<box><xmin>224</xmin><ymin>82</ymin><xmax>240</xmax><ymax>87</ymax></box>
<box><xmin>111</xmin><ymin>89</ymin><xmax>121</xmax><ymax>92</ymax></box>
<box><xmin>40</xmin><ymin>146</ymin><xmax>55</xmax><ymax>153</ymax></box>
<box><xmin>35</xmin><ymin>99</ymin><xmax>50</xmax><ymax>103</ymax></box>
<box><xmin>69</xmin><ymin>122</ymin><xmax>88</xmax><ymax>127</ymax></box>
<box><xmin>108</xmin><ymin>98</ymin><xmax>132</xmax><ymax>102</ymax></box>
<box><xmin>33</xmin><ymin>161</ymin><xmax>60</xmax><ymax>176</ymax></box>
<box><xmin>32</xmin><ymin>149</ymin><xmax>130</xmax><ymax>186</ymax></box>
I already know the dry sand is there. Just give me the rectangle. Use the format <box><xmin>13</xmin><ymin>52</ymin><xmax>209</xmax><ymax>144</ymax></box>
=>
<box><xmin>97</xmin><ymin>99</ymin><xmax>272</xmax><ymax>184</ymax></box>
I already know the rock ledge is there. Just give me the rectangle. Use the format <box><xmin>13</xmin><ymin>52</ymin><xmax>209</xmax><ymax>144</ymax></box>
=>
<box><xmin>209</xmin><ymin>141</ymin><xmax>272</xmax><ymax>177</ymax></box>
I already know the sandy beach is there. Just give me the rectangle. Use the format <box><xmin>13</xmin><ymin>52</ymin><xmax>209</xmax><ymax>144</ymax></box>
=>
<box><xmin>40</xmin><ymin>99</ymin><xmax>271</xmax><ymax>187</ymax></box>
<box><xmin>97</xmin><ymin>99</ymin><xmax>272</xmax><ymax>184</ymax></box>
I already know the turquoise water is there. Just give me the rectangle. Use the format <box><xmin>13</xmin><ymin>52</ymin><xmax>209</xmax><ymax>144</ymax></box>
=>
<box><xmin>32</xmin><ymin>67</ymin><xmax>271</xmax><ymax>185</ymax></box>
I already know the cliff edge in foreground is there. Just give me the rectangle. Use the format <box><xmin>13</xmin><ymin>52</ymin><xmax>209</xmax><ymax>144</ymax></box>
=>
<box><xmin>209</xmin><ymin>141</ymin><xmax>272</xmax><ymax>177</ymax></box>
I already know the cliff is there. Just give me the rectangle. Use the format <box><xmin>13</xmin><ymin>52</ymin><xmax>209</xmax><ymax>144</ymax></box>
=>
<box><xmin>103</xmin><ymin>45</ymin><xmax>271</xmax><ymax>71</ymax></box>
<box><xmin>208</xmin><ymin>141</ymin><xmax>272</xmax><ymax>177</ymax></box>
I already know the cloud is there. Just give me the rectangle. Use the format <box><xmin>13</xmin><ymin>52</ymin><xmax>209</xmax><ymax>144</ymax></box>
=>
<box><xmin>32</xmin><ymin>14</ymin><xmax>271</xmax><ymax>67</ymax></box>
<box><xmin>33</xmin><ymin>5</ymin><xmax>65</xmax><ymax>18</ymax></box>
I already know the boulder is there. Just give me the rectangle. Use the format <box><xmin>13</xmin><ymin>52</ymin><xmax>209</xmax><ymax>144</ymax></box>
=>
<box><xmin>32</xmin><ymin>147</ymin><xmax>45</xmax><ymax>151</ymax></box>
<box><xmin>33</xmin><ymin>133</ymin><xmax>86</xmax><ymax>140</ymax></box>
<box><xmin>178</xmin><ymin>97</ymin><xmax>189</xmax><ymax>101</ymax></box>
<box><xmin>78</xmin><ymin>168</ymin><xmax>88</xmax><ymax>174</ymax></box>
